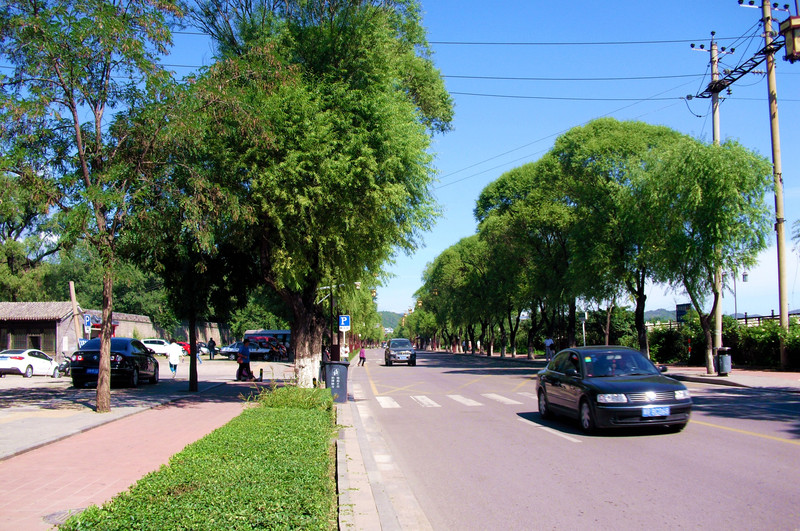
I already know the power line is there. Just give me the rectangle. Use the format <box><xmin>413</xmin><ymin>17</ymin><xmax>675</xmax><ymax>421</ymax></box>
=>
<box><xmin>444</xmin><ymin>73</ymin><xmax>705</xmax><ymax>82</ymax></box>
<box><xmin>429</xmin><ymin>37</ymin><xmax>745</xmax><ymax>46</ymax></box>
<box><xmin>450</xmin><ymin>92</ymin><xmax>682</xmax><ymax>102</ymax></box>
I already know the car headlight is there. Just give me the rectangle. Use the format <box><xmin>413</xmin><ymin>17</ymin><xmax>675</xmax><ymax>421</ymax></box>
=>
<box><xmin>597</xmin><ymin>393</ymin><xmax>628</xmax><ymax>404</ymax></box>
<box><xmin>674</xmin><ymin>389</ymin><xmax>691</xmax><ymax>400</ymax></box>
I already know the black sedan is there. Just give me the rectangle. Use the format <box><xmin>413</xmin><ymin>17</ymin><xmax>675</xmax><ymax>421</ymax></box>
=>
<box><xmin>535</xmin><ymin>346</ymin><xmax>691</xmax><ymax>432</ymax></box>
<box><xmin>384</xmin><ymin>338</ymin><xmax>416</xmax><ymax>366</ymax></box>
<box><xmin>70</xmin><ymin>337</ymin><xmax>160</xmax><ymax>388</ymax></box>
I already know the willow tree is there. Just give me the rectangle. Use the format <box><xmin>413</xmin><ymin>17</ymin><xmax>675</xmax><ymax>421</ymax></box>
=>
<box><xmin>552</xmin><ymin>118</ymin><xmax>686</xmax><ymax>354</ymax></box>
<box><xmin>636</xmin><ymin>138</ymin><xmax>772</xmax><ymax>373</ymax></box>
<box><xmin>188</xmin><ymin>0</ymin><xmax>452</xmax><ymax>385</ymax></box>
<box><xmin>0</xmin><ymin>0</ymin><xmax>181</xmax><ymax>411</ymax></box>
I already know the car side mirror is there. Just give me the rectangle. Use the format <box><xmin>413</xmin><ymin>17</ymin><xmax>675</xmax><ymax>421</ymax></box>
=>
<box><xmin>659</xmin><ymin>365</ymin><xmax>668</xmax><ymax>373</ymax></box>
<box><xmin>565</xmin><ymin>368</ymin><xmax>580</xmax><ymax>378</ymax></box>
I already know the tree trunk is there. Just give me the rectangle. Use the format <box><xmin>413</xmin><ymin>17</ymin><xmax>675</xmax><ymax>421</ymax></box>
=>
<box><xmin>604</xmin><ymin>303</ymin><xmax>614</xmax><ymax>346</ymax></box>
<box><xmin>499</xmin><ymin>321</ymin><xmax>506</xmax><ymax>357</ymax></box>
<box><xmin>288</xmin><ymin>296</ymin><xmax>324</xmax><ymax>388</ymax></box>
<box><xmin>189</xmin><ymin>314</ymin><xmax>198</xmax><ymax>392</ymax></box>
<box><xmin>96</xmin><ymin>270</ymin><xmax>114</xmax><ymax>413</ymax></box>
<box><xmin>567</xmin><ymin>299</ymin><xmax>577</xmax><ymax>347</ymax></box>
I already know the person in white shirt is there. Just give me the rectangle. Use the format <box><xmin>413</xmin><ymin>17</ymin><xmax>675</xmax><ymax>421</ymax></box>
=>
<box><xmin>168</xmin><ymin>341</ymin><xmax>183</xmax><ymax>378</ymax></box>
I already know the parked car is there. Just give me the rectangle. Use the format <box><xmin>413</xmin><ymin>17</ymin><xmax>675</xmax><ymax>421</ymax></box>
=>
<box><xmin>384</xmin><ymin>338</ymin><xmax>416</xmax><ymax>366</ymax></box>
<box><xmin>176</xmin><ymin>341</ymin><xmax>191</xmax><ymax>355</ymax></box>
<box><xmin>535</xmin><ymin>346</ymin><xmax>692</xmax><ymax>433</ymax></box>
<box><xmin>142</xmin><ymin>338</ymin><xmax>170</xmax><ymax>356</ymax></box>
<box><xmin>0</xmin><ymin>349</ymin><xmax>61</xmax><ymax>378</ymax></box>
<box><xmin>221</xmin><ymin>342</ymin><xmax>244</xmax><ymax>360</ymax></box>
<box><xmin>70</xmin><ymin>337</ymin><xmax>160</xmax><ymax>388</ymax></box>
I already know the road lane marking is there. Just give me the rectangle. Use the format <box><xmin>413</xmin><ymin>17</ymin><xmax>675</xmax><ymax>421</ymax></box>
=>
<box><xmin>518</xmin><ymin>418</ymin><xmax>582</xmax><ymax>443</ymax></box>
<box><xmin>518</xmin><ymin>392</ymin><xmax>538</xmax><ymax>401</ymax></box>
<box><xmin>410</xmin><ymin>395</ymin><xmax>441</xmax><ymax>408</ymax></box>
<box><xmin>511</xmin><ymin>376</ymin><xmax>536</xmax><ymax>393</ymax></box>
<box><xmin>376</xmin><ymin>396</ymin><xmax>401</xmax><ymax>409</ymax></box>
<box><xmin>691</xmin><ymin>419</ymin><xmax>800</xmax><ymax>446</ymax></box>
<box><xmin>447</xmin><ymin>375</ymin><xmax>491</xmax><ymax>394</ymax></box>
<box><xmin>447</xmin><ymin>395</ymin><xmax>483</xmax><ymax>406</ymax></box>
<box><xmin>482</xmin><ymin>393</ymin><xmax>523</xmax><ymax>405</ymax></box>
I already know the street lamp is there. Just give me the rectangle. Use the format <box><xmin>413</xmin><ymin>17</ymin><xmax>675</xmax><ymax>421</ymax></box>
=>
<box><xmin>781</xmin><ymin>11</ymin><xmax>800</xmax><ymax>62</ymax></box>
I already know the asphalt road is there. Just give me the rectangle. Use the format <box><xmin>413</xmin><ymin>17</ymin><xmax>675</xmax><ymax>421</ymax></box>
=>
<box><xmin>351</xmin><ymin>348</ymin><xmax>800</xmax><ymax>530</ymax></box>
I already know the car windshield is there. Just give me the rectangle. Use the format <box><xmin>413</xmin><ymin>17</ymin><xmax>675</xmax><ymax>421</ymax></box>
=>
<box><xmin>584</xmin><ymin>350</ymin><xmax>659</xmax><ymax>377</ymax></box>
<box><xmin>390</xmin><ymin>339</ymin><xmax>412</xmax><ymax>349</ymax></box>
<box><xmin>79</xmin><ymin>338</ymin><xmax>130</xmax><ymax>351</ymax></box>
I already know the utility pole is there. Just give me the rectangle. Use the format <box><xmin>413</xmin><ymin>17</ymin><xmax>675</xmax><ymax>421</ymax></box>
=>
<box><xmin>761</xmin><ymin>0</ymin><xmax>790</xmax><ymax>370</ymax></box>
<box><xmin>710</xmin><ymin>35</ymin><xmax>724</xmax><ymax>375</ymax></box>
<box><xmin>692</xmin><ymin>33</ymin><xmax>725</xmax><ymax>374</ymax></box>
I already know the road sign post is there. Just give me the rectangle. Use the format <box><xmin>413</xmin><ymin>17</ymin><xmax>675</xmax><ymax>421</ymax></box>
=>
<box><xmin>339</xmin><ymin>315</ymin><xmax>351</xmax><ymax>356</ymax></box>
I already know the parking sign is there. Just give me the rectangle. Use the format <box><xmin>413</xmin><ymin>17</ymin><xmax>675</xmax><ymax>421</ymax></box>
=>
<box><xmin>338</xmin><ymin>315</ymin><xmax>351</xmax><ymax>331</ymax></box>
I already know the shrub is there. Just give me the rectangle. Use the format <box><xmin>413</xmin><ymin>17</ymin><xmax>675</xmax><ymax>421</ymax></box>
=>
<box><xmin>648</xmin><ymin>327</ymin><xmax>687</xmax><ymax>364</ymax></box>
<box><xmin>61</xmin><ymin>389</ymin><xmax>337</xmax><ymax>530</ymax></box>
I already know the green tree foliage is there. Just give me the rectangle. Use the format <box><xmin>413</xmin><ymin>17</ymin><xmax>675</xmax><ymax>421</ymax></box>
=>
<box><xmin>0</xmin><ymin>0</ymin><xmax>182</xmax><ymax>411</ymax></box>
<box><xmin>39</xmin><ymin>243</ymin><xmax>179</xmax><ymax>331</ymax></box>
<box><xmin>635</xmin><ymin>138</ymin><xmax>772</xmax><ymax>372</ymax></box>
<box><xmin>185</xmin><ymin>0</ymin><xmax>452</xmax><ymax>385</ymax></box>
<box><xmin>551</xmin><ymin>118</ymin><xmax>686</xmax><ymax>353</ymax></box>
<box><xmin>0</xmin><ymin>174</ymin><xmax>60</xmax><ymax>301</ymax></box>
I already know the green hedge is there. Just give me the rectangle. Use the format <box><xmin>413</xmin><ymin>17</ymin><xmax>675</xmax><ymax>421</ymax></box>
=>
<box><xmin>61</xmin><ymin>387</ymin><xmax>337</xmax><ymax>530</ymax></box>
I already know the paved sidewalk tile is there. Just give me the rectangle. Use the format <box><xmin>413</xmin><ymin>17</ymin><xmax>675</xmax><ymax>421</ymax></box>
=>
<box><xmin>0</xmin><ymin>383</ymin><xmax>249</xmax><ymax>530</ymax></box>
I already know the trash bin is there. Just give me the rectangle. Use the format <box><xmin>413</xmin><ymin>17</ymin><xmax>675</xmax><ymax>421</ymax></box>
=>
<box><xmin>321</xmin><ymin>360</ymin><xmax>349</xmax><ymax>403</ymax></box>
<box><xmin>716</xmin><ymin>347</ymin><xmax>732</xmax><ymax>376</ymax></box>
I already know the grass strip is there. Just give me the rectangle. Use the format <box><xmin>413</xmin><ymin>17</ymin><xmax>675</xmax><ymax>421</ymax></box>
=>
<box><xmin>61</xmin><ymin>387</ymin><xmax>337</xmax><ymax>530</ymax></box>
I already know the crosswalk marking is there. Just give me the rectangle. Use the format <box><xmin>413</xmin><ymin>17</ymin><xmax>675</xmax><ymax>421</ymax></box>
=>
<box><xmin>411</xmin><ymin>395</ymin><xmax>441</xmax><ymax>408</ymax></box>
<box><xmin>376</xmin><ymin>396</ymin><xmax>401</xmax><ymax>408</ymax></box>
<box><xmin>482</xmin><ymin>393</ymin><xmax>523</xmax><ymax>405</ymax></box>
<box><xmin>374</xmin><ymin>392</ymin><xmax>533</xmax><ymax>409</ymax></box>
<box><xmin>447</xmin><ymin>395</ymin><xmax>483</xmax><ymax>407</ymax></box>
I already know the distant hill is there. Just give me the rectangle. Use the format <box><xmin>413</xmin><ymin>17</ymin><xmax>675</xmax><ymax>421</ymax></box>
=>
<box><xmin>644</xmin><ymin>308</ymin><xmax>675</xmax><ymax>322</ymax></box>
<box><xmin>380</xmin><ymin>311</ymin><xmax>403</xmax><ymax>330</ymax></box>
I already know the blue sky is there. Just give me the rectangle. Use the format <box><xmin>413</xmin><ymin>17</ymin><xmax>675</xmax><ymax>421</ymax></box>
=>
<box><xmin>169</xmin><ymin>1</ymin><xmax>800</xmax><ymax>317</ymax></box>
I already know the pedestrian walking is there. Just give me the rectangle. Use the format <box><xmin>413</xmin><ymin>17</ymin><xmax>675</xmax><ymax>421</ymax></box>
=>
<box><xmin>168</xmin><ymin>340</ymin><xmax>183</xmax><ymax>378</ymax></box>
<box><xmin>358</xmin><ymin>346</ymin><xmax>366</xmax><ymax>366</ymax></box>
<box><xmin>236</xmin><ymin>339</ymin><xmax>255</xmax><ymax>381</ymax></box>
<box><xmin>544</xmin><ymin>337</ymin><xmax>554</xmax><ymax>362</ymax></box>
<box><xmin>196</xmin><ymin>344</ymin><xmax>203</xmax><ymax>365</ymax></box>
<box><xmin>207</xmin><ymin>337</ymin><xmax>216</xmax><ymax>360</ymax></box>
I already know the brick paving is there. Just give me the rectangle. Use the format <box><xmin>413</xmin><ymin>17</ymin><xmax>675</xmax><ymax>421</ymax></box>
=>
<box><xmin>0</xmin><ymin>382</ymin><xmax>254</xmax><ymax>530</ymax></box>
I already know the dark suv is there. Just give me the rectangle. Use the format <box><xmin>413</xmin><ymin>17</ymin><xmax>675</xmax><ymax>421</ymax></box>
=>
<box><xmin>384</xmin><ymin>338</ymin><xmax>416</xmax><ymax>366</ymax></box>
<box><xmin>70</xmin><ymin>337</ymin><xmax>160</xmax><ymax>388</ymax></box>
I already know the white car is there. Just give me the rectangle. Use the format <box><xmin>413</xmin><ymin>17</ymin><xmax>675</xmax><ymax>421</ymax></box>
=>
<box><xmin>142</xmin><ymin>338</ymin><xmax>171</xmax><ymax>356</ymax></box>
<box><xmin>0</xmin><ymin>349</ymin><xmax>61</xmax><ymax>378</ymax></box>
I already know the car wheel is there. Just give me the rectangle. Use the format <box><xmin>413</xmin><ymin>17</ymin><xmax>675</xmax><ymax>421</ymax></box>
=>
<box><xmin>52</xmin><ymin>368</ymin><xmax>60</xmax><ymax>378</ymax></box>
<box><xmin>386</xmin><ymin>359</ymin><xmax>392</xmax><ymax>366</ymax></box>
<box><xmin>72</xmin><ymin>378</ymin><xmax>84</xmax><ymax>389</ymax></box>
<box><xmin>150</xmin><ymin>365</ymin><xmax>159</xmax><ymax>384</ymax></box>
<box><xmin>24</xmin><ymin>365</ymin><xmax>34</xmax><ymax>378</ymax></box>
<box><xmin>579</xmin><ymin>400</ymin><xmax>595</xmax><ymax>433</ymax></box>
<box><xmin>538</xmin><ymin>389</ymin><xmax>552</xmax><ymax>419</ymax></box>
<box><xmin>129</xmin><ymin>368</ymin><xmax>139</xmax><ymax>388</ymax></box>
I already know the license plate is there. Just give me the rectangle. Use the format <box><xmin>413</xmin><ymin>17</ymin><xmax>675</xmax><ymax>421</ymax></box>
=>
<box><xmin>87</xmin><ymin>368</ymin><xmax>99</xmax><ymax>375</ymax></box>
<box><xmin>643</xmin><ymin>406</ymin><xmax>670</xmax><ymax>417</ymax></box>
<box><xmin>397</xmin><ymin>355</ymin><xmax>408</xmax><ymax>361</ymax></box>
